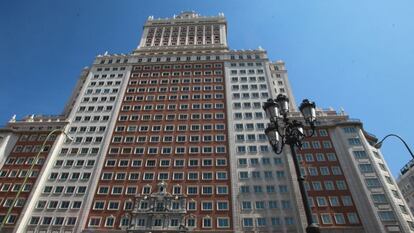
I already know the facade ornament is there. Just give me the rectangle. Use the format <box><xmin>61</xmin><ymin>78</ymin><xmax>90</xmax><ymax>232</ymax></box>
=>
<box><xmin>127</xmin><ymin>181</ymin><xmax>188</xmax><ymax>233</ymax></box>
<box><xmin>27</xmin><ymin>114</ymin><xmax>34</xmax><ymax>122</ymax></box>
<box><xmin>9</xmin><ymin>114</ymin><xmax>16</xmax><ymax>123</ymax></box>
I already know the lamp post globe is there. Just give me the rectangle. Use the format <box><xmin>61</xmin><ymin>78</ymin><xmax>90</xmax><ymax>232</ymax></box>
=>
<box><xmin>265</xmin><ymin>124</ymin><xmax>279</xmax><ymax>145</ymax></box>
<box><xmin>299</xmin><ymin>99</ymin><xmax>317</xmax><ymax>124</ymax></box>
<box><xmin>276</xmin><ymin>94</ymin><xmax>290</xmax><ymax>115</ymax></box>
<box><xmin>263</xmin><ymin>98</ymin><xmax>280</xmax><ymax>122</ymax></box>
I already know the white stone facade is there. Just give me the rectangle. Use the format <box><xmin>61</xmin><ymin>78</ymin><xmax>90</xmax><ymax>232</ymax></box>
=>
<box><xmin>224</xmin><ymin>54</ymin><xmax>305</xmax><ymax>233</ymax></box>
<box><xmin>16</xmin><ymin>57</ymin><xmax>132</xmax><ymax>233</ymax></box>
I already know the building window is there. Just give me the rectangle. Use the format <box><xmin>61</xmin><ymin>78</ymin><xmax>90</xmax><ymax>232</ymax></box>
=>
<box><xmin>203</xmin><ymin>217</ymin><xmax>212</xmax><ymax>228</ymax></box>
<box><xmin>213</xmin><ymin>201</ymin><xmax>227</xmax><ymax>211</ymax></box>
<box><xmin>359</xmin><ymin>164</ymin><xmax>374</xmax><ymax>173</ymax></box>
<box><xmin>341</xmin><ymin>196</ymin><xmax>353</xmax><ymax>206</ymax></box>
<box><xmin>353</xmin><ymin>150</ymin><xmax>367</xmax><ymax>159</ymax></box>
<box><xmin>316</xmin><ymin>197</ymin><xmax>327</xmax><ymax>207</ymax></box>
<box><xmin>105</xmin><ymin>217</ymin><xmax>115</xmax><ymax>227</ymax></box>
<box><xmin>372</xmin><ymin>194</ymin><xmax>388</xmax><ymax>204</ymax></box>
<box><xmin>255</xmin><ymin>201</ymin><xmax>265</xmax><ymax>209</ymax></box>
<box><xmin>329</xmin><ymin>196</ymin><xmax>340</xmax><ymax>206</ymax></box>
<box><xmin>257</xmin><ymin>218</ymin><xmax>266</xmax><ymax>227</ymax></box>
<box><xmin>93</xmin><ymin>201</ymin><xmax>105</xmax><ymax>210</ymax></box>
<box><xmin>216</xmin><ymin>186</ymin><xmax>228</xmax><ymax>194</ymax></box>
<box><xmin>108</xmin><ymin>201</ymin><xmax>120</xmax><ymax>210</ymax></box>
<box><xmin>378</xmin><ymin>211</ymin><xmax>396</xmax><ymax>221</ymax></box>
<box><xmin>243</xmin><ymin>218</ymin><xmax>253</xmax><ymax>227</ymax></box>
<box><xmin>348</xmin><ymin>138</ymin><xmax>361</xmax><ymax>145</ymax></box>
<box><xmin>347</xmin><ymin>213</ymin><xmax>360</xmax><ymax>224</ymax></box>
<box><xmin>202</xmin><ymin>202</ymin><xmax>213</xmax><ymax>210</ymax></box>
<box><xmin>217</xmin><ymin>217</ymin><xmax>229</xmax><ymax>228</ymax></box>
<box><xmin>334</xmin><ymin>213</ymin><xmax>346</xmax><ymax>224</ymax></box>
<box><xmin>320</xmin><ymin>214</ymin><xmax>332</xmax><ymax>224</ymax></box>
<box><xmin>187</xmin><ymin>186</ymin><xmax>198</xmax><ymax>195</ymax></box>
<box><xmin>89</xmin><ymin>218</ymin><xmax>101</xmax><ymax>227</ymax></box>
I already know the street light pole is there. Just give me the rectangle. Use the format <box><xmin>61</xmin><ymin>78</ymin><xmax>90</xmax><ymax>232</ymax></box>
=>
<box><xmin>374</xmin><ymin>134</ymin><xmax>414</xmax><ymax>159</ymax></box>
<box><xmin>289</xmin><ymin>143</ymin><xmax>320</xmax><ymax>233</ymax></box>
<box><xmin>0</xmin><ymin>129</ymin><xmax>72</xmax><ymax>229</ymax></box>
<box><xmin>263</xmin><ymin>94</ymin><xmax>320</xmax><ymax>233</ymax></box>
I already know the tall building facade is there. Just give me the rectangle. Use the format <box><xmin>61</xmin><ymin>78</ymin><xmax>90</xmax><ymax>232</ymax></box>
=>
<box><xmin>0</xmin><ymin>11</ymin><xmax>413</xmax><ymax>233</ymax></box>
<box><xmin>397</xmin><ymin>160</ymin><xmax>414</xmax><ymax>215</ymax></box>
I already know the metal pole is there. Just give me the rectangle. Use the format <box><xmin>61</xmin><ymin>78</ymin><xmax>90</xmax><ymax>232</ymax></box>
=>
<box><xmin>289</xmin><ymin>143</ymin><xmax>321</xmax><ymax>233</ymax></box>
<box><xmin>378</xmin><ymin>134</ymin><xmax>414</xmax><ymax>160</ymax></box>
<box><xmin>0</xmin><ymin>129</ymin><xmax>67</xmax><ymax>229</ymax></box>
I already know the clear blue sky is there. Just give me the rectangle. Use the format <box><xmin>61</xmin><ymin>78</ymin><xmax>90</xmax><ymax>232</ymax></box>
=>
<box><xmin>1</xmin><ymin>0</ymin><xmax>414</xmax><ymax>177</ymax></box>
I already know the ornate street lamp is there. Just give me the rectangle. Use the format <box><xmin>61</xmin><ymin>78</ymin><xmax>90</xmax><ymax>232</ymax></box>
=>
<box><xmin>263</xmin><ymin>94</ymin><xmax>320</xmax><ymax>233</ymax></box>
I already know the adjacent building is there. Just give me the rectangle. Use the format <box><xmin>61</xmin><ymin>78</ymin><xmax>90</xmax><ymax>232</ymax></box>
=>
<box><xmin>397</xmin><ymin>160</ymin><xmax>414</xmax><ymax>216</ymax></box>
<box><xmin>0</xmin><ymin>11</ymin><xmax>413</xmax><ymax>233</ymax></box>
<box><xmin>0</xmin><ymin>115</ymin><xmax>68</xmax><ymax>233</ymax></box>
<box><xmin>300</xmin><ymin>111</ymin><xmax>414</xmax><ymax>233</ymax></box>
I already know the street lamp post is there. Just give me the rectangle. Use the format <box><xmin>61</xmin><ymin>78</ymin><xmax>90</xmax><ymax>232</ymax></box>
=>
<box><xmin>263</xmin><ymin>94</ymin><xmax>320</xmax><ymax>233</ymax></box>
<box><xmin>374</xmin><ymin>134</ymin><xmax>414</xmax><ymax>159</ymax></box>
<box><xmin>0</xmin><ymin>129</ymin><xmax>72</xmax><ymax>229</ymax></box>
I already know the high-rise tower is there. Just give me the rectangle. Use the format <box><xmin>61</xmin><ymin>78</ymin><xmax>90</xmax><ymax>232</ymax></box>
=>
<box><xmin>0</xmin><ymin>11</ymin><xmax>413</xmax><ymax>233</ymax></box>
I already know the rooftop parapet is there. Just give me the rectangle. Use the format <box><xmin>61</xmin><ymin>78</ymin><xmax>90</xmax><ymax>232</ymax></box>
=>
<box><xmin>146</xmin><ymin>11</ymin><xmax>225</xmax><ymax>23</ymax></box>
<box><xmin>13</xmin><ymin>114</ymin><xmax>67</xmax><ymax>123</ymax></box>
